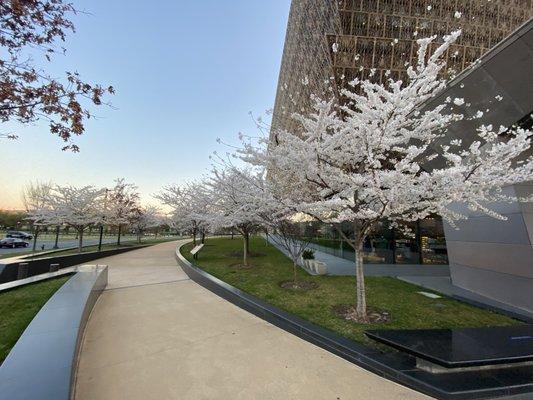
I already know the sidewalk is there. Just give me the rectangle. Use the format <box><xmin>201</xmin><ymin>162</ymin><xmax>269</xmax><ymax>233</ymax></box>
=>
<box><xmin>74</xmin><ymin>240</ymin><xmax>430</xmax><ymax>400</ymax></box>
<box><xmin>400</xmin><ymin>275</ymin><xmax>533</xmax><ymax>322</ymax></box>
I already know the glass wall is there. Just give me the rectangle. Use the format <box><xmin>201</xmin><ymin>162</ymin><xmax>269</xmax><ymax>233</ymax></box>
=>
<box><xmin>303</xmin><ymin>216</ymin><xmax>448</xmax><ymax>265</ymax></box>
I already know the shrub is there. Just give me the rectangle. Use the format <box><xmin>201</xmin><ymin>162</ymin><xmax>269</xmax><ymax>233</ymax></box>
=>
<box><xmin>302</xmin><ymin>249</ymin><xmax>315</xmax><ymax>260</ymax></box>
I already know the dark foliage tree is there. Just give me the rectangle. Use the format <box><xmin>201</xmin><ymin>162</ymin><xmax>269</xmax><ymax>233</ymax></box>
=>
<box><xmin>0</xmin><ymin>0</ymin><xmax>114</xmax><ymax>150</ymax></box>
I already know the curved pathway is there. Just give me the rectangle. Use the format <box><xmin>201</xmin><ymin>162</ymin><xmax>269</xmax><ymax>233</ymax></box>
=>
<box><xmin>74</xmin><ymin>240</ymin><xmax>430</xmax><ymax>400</ymax></box>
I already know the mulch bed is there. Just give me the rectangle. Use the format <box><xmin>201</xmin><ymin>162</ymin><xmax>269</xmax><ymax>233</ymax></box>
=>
<box><xmin>332</xmin><ymin>304</ymin><xmax>391</xmax><ymax>324</ymax></box>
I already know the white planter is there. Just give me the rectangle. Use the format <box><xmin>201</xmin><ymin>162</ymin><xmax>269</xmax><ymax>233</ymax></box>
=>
<box><xmin>300</xmin><ymin>259</ymin><xmax>327</xmax><ymax>275</ymax></box>
<box><xmin>313</xmin><ymin>261</ymin><xmax>327</xmax><ymax>275</ymax></box>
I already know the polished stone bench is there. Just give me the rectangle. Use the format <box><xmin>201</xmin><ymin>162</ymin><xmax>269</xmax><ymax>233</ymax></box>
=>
<box><xmin>366</xmin><ymin>325</ymin><xmax>533</xmax><ymax>373</ymax></box>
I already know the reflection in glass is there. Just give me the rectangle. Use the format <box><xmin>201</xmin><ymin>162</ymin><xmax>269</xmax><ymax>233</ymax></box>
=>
<box><xmin>303</xmin><ymin>216</ymin><xmax>449</xmax><ymax>266</ymax></box>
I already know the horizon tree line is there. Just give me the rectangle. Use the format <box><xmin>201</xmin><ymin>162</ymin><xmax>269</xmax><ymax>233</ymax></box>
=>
<box><xmin>21</xmin><ymin>179</ymin><xmax>164</xmax><ymax>252</ymax></box>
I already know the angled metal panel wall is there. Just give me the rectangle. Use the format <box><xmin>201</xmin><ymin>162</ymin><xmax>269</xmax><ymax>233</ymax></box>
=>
<box><xmin>424</xmin><ymin>21</ymin><xmax>533</xmax><ymax>313</ymax></box>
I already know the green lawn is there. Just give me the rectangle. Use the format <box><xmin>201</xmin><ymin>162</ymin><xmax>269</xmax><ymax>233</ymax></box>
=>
<box><xmin>0</xmin><ymin>276</ymin><xmax>70</xmax><ymax>363</ymax></box>
<box><xmin>182</xmin><ymin>237</ymin><xmax>521</xmax><ymax>347</ymax></box>
<box><xmin>0</xmin><ymin>250</ymin><xmax>35</xmax><ymax>260</ymax></box>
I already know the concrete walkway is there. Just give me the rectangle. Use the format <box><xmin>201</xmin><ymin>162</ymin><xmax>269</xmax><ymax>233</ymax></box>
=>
<box><xmin>74</xmin><ymin>240</ymin><xmax>431</xmax><ymax>400</ymax></box>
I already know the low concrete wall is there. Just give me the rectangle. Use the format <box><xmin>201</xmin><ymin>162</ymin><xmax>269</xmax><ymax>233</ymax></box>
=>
<box><xmin>0</xmin><ymin>245</ymin><xmax>146</xmax><ymax>284</ymax></box>
<box><xmin>0</xmin><ymin>265</ymin><xmax>108</xmax><ymax>399</ymax></box>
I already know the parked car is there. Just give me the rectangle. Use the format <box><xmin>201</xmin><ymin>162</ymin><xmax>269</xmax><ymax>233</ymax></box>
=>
<box><xmin>6</xmin><ymin>230</ymin><xmax>33</xmax><ymax>240</ymax></box>
<box><xmin>0</xmin><ymin>238</ymin><xmax>29</xmax><ymax>248</ymax></box>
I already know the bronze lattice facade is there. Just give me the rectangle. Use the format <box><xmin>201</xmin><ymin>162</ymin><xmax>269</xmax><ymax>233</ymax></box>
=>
<box><xmin>272</xmin><ymin>0</ymin><xmax>533</xmax><ymax>134</ymax></box>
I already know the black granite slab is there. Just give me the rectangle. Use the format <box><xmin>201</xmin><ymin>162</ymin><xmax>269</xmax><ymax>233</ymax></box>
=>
<box><xmin>366</xmin><ymin>325</ymin><xmax>533</xmax><ymax>368</ymax></box>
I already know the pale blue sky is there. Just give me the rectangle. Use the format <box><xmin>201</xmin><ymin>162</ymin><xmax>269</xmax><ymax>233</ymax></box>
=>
<box><xmin>0</xmin><ymin>0</ymin><xmax>290</xmax><ymax>209</ymax></box>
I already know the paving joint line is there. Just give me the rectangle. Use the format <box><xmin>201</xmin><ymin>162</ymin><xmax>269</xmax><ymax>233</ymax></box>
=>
<box><xmin>104</xmin><ymin>278</ymin><xmax>191</xmax><ymax>291</ymax></box>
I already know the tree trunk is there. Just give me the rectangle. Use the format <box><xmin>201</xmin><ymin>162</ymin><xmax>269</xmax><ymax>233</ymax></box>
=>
<box><xmin>78</xmin><ymin>228</ymin><xmax>84</xmax><ymax>253</ymax></box>
<box><xmin>192</xmin><ymin>230</ymin><xmax>197</xmax><ymax>246</ymax></box>
<box><xmin>117</xmin><ymin>225</ymin><xmax>122</xmax><ymax>246</ymax></box>
<box><xmin>53</xmin><ymin>225</ymin><xmax>60</xmax><ymax>249</ymax></box>
<box><xmin>416</xmin><ymin>220</ymin><xmax>423</xmax><ymax>265</ymax></box>
<box><xmin>137</xmin><ymin>231</ymin><xmax>142</xmax><ymax>244</ymax></box>
<box><xmin>98</xmin><ymin>224</ymin><xmax>104</xmax><ymax>251</ymax></box>
<box><xmin>231</xmin><ymin>229</ymin><xmax>234</xmax><ymax>239</ymax></box>
<box><xmin>32</xmin><ymin>226</ymin><xmax>39</xmax><ymax>252</ymax></box>
<box><xmin>355</xmin><ymin>240</ymin><xmax>367</xmax><ymax>320</ymax></box>
<box><xmin>243</xmin><ymin>232</ymin><xmax>249</xmax><ymax>266</ymax></box>
<box><xmin>201</xmin><ymin>232</ymin><xmax>205</xmax><ymax>244</ymax></box>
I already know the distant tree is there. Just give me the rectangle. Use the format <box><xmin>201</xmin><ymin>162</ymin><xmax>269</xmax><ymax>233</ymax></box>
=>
<box><xmin>206</xmin><ymin>167</ymin><xmax>266</xmax><ymax>267</ymax></box>
<box><xmin>106</xmin><ymin>179</ymin><xmax>140</xmax><ymax>246</ymax></box>
<box><xmin>22</xmin><ymin>181</ymin><xmax>54</xmax><ymax>251</ymax></box>
<box><xmin>24</xmin><ymin>181</ymin><xmax>68</xmax><ymax>249</ymax></box>
<box><xmin>93</xmin><ymin>188</ymin><xmax>110</xmax><ymax>251</ymax></box>
<box><xmin>0</xmin><ymin>0</ymin><xmax>114</xmax><ymax>150</ymax></box>
<box><xmin>218</xmin><ymin>166</ymin><xmax>314</xmax><ymax>286</ymax></box>
<box><xmin>131</xmin><ymin>205</ymin><xmax>162</xmax><ymax>243</ymax></box>
<box><xmin>0</xmin><ymin>210</ymin><xmax>27</xmax><ymax>230</ymax></box>
<box><xmin>156</xmin><ymin>181</ymin><xmax>210</xmax><ymax>246</ymax></box>
<box><xmin>45</xmin><ymin>185</ymin><xmax>104</xmax><ymax>252</ymax></box>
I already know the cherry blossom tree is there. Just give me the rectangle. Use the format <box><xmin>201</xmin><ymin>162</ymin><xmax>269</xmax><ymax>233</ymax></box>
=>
<box><xmin>0</xmin><ymin>0</ymin><xmax>114</xmax><ymax>150</ymax></box>
<box><xmin>22</xmin><ymin>181</ymin><xmax>55</xmax><ymax>251</ymax></box>
<box><xmin>106</xmin><ymin>179</ymin><xmax>140</xmax><ymax>246</ymax></box>
<box><xmin>131</xmin><ymin>205</ymin><xmax>162</xmax><ymax>243</ymax></box>
<box><xmin>240</xmin><ymin>31</ymin><xmax>533</xmax><ymax>321</ymax></box>
<box><xmin>205</xmin><ymin>167</ymin><xmax>267</xmax><ymax>267</ymax></box>
<box><xmin>265</xmin><ymin>215</ymin><xmax>313</xmax><ymax>288</ymax></box>
<box><xmin>45</xmin><ymin>185</ymin><xmax>105</xmax><ymax>252</ymax></box>
<box><xmin>95</xmin><ymin>188</ymin><xmax>111</xmax><ymax>251</ymax></box>
<box><xmin>225</xmin><ymin>168</ymin><xmax>313</xmax><ymax>286</ymax></box>
<box><xmin>156</xmin><ymin>181</ymin><xmax>210</xmax><ymax>246</ymax></box>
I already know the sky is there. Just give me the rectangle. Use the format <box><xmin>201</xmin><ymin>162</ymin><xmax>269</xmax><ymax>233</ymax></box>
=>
<box><xmin>0</xmin><ymin>0</ymin><xmax>291</xmax><ymax>210</ymax></box>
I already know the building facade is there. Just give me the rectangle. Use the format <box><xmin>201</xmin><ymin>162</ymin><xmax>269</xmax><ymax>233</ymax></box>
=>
<box><xmin>272</xmin><ymin>0</ymin><xmax>533</xmax><ymax>134</ymax></box>
<box><xmin>272</xmin><ymin>0</ymin><xmax>533</xmax><ymax>312</ymax></box>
